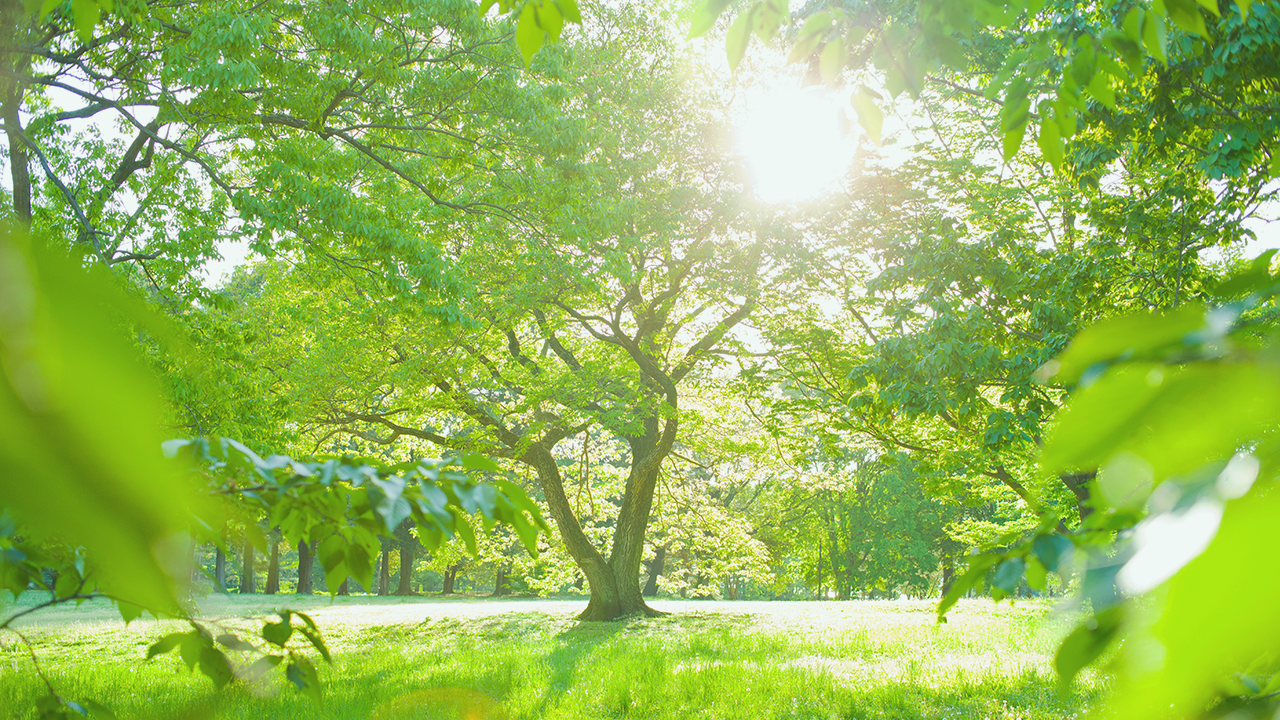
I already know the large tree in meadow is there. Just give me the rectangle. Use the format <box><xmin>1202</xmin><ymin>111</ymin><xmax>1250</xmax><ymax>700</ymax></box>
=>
<box><xmin>217</xmin><ymin>6</ymin><xmax>779</xmax><ymax>620</ymax></box>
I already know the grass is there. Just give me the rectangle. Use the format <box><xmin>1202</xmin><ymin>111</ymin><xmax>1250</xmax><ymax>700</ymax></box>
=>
<box><xmin>0</xmin><ymin>594</ymin><xmax>1100</xmax><ymax>719</ymax></box>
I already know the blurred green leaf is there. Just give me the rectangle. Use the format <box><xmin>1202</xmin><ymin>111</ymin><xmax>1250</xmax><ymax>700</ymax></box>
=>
<box><xmin>0</xmin><ymin>229</ymin><xmax>201</xmax><ymax>612</ymax></box>
<box><xmin>1056</xmin><ymin>606</ymin><xmax>1124</xmax><ymax>688</ymax></box>
<box><xmin>1043</xmin><ymin>305</ymin><xmax>1207</xmax><ymax>385</ymax></box>
<box><xmin>1042</xmin><ymin>363</ymin><xmax>1280</xmax><ymax>481</ymax></box>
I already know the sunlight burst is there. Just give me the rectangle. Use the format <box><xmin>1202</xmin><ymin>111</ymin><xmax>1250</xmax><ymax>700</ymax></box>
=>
<box><xmin>736</xmin><ymin>88</ymin><xmax>854</xmax><ymax>205</ymax></box>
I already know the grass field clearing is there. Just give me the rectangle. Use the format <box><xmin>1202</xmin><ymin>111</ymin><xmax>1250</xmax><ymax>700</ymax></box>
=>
<box><xmin>0</xmin><ymin>595</ymin><xmax>1099</xmax><ymax>719</ymax></box>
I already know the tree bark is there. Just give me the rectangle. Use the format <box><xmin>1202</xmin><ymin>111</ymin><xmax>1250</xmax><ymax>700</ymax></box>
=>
<box><xmin>492</xmin><ymin>564</ymin><xmax>509</xmax><ymax>597</ymax></box>
<box><xmin>1061</xmin><ymin>472</ymin><xmax>1096</xmax><ymax>522</ymax></box>
<box><xmin>2</xmin><ymin>85</ymin><xmax>31</xmax><ymax>223</ymax></box>
<box><xmin>525</xmin><ymin>443</ymin><xmax>625</xmax><ymax>619</ymax></box>
<box><xmin>240</xmin><ymin>541</ymin><xmax>255</xmax><ymax>594</ymax></box>
<box><xmin>442</xmin><ymin>564</ymin><xmax>460</xmax><ymax>595</ymax></box>
<box><xmin>296</xmin><ymin>541</ymin><xmax>314</xmax><ymax>595</ymax></box>
<box><xmin>642</xmin><ymin>546</ymin><xmax>666</xmax><ymax>597</ymax></box>
<box><xmin>214</xmin><ymin>548</ymin><xmax>227</xmax><ymax>592</ymax></box>
<box><xmin>378</xmin><ymin>549</ymin><xmax>391</xmax><ymax>596</ymax></box>
<box><xmin>264</xmin><ymin>539</ymin><xmax>281</xmax><ymax>595</ymax></box>
<box><xmin>336</xmin><ymin>579</ymin><xmax>349</xmax><ymax>596</ymax></box>
<box><xmin>394</xmin><ymin>545</ymin><xmax>416</xmax><ymax>595</ymax></box>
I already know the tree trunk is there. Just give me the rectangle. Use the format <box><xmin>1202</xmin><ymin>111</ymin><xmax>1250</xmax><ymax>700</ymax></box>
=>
<box><xmin>525</xmin><ymin>426</ymin><xmax>673</xmax><ymax>621</ymax></box>
<box><xmin>941</xmin><ymin>557</ymin><xmax>955</xmax><ymax>597</ymax></box>
<box><xmin>296</xmin><ymin>541</ymin><xmax>314</xmax><ymax>595</ymax></box>
<box><xmin>442</xmin><ymin>563</ymin><xmax>462</xmax><ymax>595</ymax></box>
<box><xmin>240</xmin><ymin>541</ymin><xmax>255</xmax><ymax>594</ymax></box>
<box><xmin>526</xmin><ymin>443</ymin><xmax>625</xmax><ymax>619</ymax></box>
<box><xmin>214</xmin><ymin>548</ymin><xmax>227</xmax><ymax>592</ymax></box>
<box><xmin>336</xmin><ymin>579</ymin><xmax>349</xmax><ymax>596</ymax></box>
<box><xmin>394</xmin><ymin>545</ymin><xmax>417</xmax><ymax>595</ymax></box>
<box><xmin>264</xmin><ymin>539</ymin><xmax>281</xmax><ymax>595</ymax></box>
<box><xmin>492</xmin><ymin>564</ymin><xmax>509</xmax><ymax>597</ymax></box>
<box><xmin>378</xmin><ymin>549</ymin><xmax>391</xmax><ymax>596</ymax></box>
<box><xmin>2</xmin><ymin>85</ymin><xmax>31</xmax><ymax>223</ymax></box>
<box><xmin>642</xmin><ymin>546</ymin><xmax>666</xmax><ymax>597</ymax></box>
<box><xmin>1062</xmin><ymin>472</ymin><xmax>1096</xmax><ymax>523</ymax></box>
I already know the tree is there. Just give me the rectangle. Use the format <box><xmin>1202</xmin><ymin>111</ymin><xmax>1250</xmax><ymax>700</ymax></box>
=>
<box><xmin>209</xmin><ymin>5</ymin><xmax>777</xmax><ymax>620</ymax></box>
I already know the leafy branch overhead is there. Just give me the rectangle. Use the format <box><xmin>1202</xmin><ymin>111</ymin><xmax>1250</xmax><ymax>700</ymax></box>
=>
<box><xmin>689</xmin><ymin>0</ymin><xmax>1275</xmax><ymax>176</ymax></box>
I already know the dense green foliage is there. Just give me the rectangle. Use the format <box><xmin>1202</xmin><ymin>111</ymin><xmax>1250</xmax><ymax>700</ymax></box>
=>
<box><xmin>2</xmin><ymin>0</ymin><xmax>1279</xmax><ymax>717</ymax></box>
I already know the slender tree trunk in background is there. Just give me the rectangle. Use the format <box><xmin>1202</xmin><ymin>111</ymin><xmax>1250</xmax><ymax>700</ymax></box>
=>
<box><xmin>394</xmin><ymin>545</ymin><xmax>416</xmax><ymax>595</ymax></box>
<box><xmin>296</xmin><ymin>541</ymin><xmax>314</xmax><ymax>595</ymax></box>
<box><xmin>941</xmin><ymin>557</ymin><xmax>955</xmax><ymax>597</ymax></box>
<box><xmin>336</xmin><ymin>578</ymin><xmax>349</xmax><ymax>596</ymax></box>
<box><xmin>816</xmin><ymin>538</ymin><xmax>824</xmax><ymax>601</ymax></box>
<box><xmin>240</xmin><ymin>541</ymin><xmax>255</xmax><ymax>593</ymax></box>
<box><xmin>492</xmin><ymin>564</ymin><xmax>509</xmax><ymax>597</ymax></box>
<box><xmin>442</xmin><ymin>564</ymin><xmax>459</xmax><ymax>595</ymax></box>
<box><xmin>378</xmin><ymin>549</ymin><xmax>390</xmax><ymax>596</ymax></box>
<box><xmin>214</xmin><ymin>548</ymin><xmax>227</xmax><ymax>592</ymax></box>
<box><xmin>2</xmin><ymin>85</ymin><xmax>31</xmax><ymax>223</ymax></box>
<box><xmin>642</xmin><ymin>546</ymin><xmax>666</xmax><ymax>597</ymax></box>
<box><xmin>264</xmin><ymin>539</ymin><xmax>280</xmax><ymax>594</ymax></box>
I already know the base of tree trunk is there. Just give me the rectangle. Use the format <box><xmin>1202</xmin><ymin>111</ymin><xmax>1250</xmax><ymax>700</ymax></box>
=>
<box><xmin>577</xmin><ymin>595</ymin><xmax>667</xmax><ymax>621</ymax></box>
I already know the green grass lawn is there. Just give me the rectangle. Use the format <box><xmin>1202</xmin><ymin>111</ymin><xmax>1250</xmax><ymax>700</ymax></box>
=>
<box><xmin>0</xmin><ymin>595</ymin><xmax>1099</xmax><ymax>719</ymax></box>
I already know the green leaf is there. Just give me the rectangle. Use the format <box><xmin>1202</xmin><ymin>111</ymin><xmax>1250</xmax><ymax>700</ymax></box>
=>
<box><xmin>1043</xmin><ymin>305</ymin><xmax>1208</xmax><ymax>385</ymax></box>
<box><xmin>1037</xmin><ymin>113</ymin><xmax>1063</xmax><ymax>170</ymax></box>
<box><xmin>1086</xmin><ymin>73</ymin><xmax>1116</xmax><ymax>110</ymax></box>
<box><xmin>938</xmin><ymin>555</ymin><xmax>998</xmax><ymax>620</ymax></box>
<box><xmin>1211</xmin><ymin>249</ymin><xmax>1278</xmax><ymax>299</ymax></box>
<box><xmin>1056</xmin><ymin>606</ymin><xmax>1125</xmax><ymax>688</ymax></box>
<box><xmin>179</xmin><ymin>631</ymin><xmax>204</xmax><ymax>670</ymax></box>
<box><xmin>1002</xmin><ymin>119</ymin><xmax>1028</xmax><ymax>162</ymax></box>
<box><xmin>515</xmin><ymin>4</ymin><xmax>543</xmax><ymax>67</ymax></box>
<box><xmin>819</xmin><ymin>39</ymin><xmax>848</xmax><ymax>83</ymax></box>
<box><xmin>1025</xmin><ymin>556</ymin><xmax>1048</xmax><ymax>590</ymax></box>
<box><xmin>1195</xmin><ymin>0</ymin><xmax>1221</xmax><ymax>17</ymax></box>
<box><xmin>851</xmin><ymin>87</ymin><xmax>883</xmax><ymax>143</ymax></box>
<box><xmin>1042</xmin><ymin>363</ymin><xmax>1280</xmax><ymax>482</ymax></box>
<box><xmin>1104</xmin><ymin>486</ymin><xmax>1280</xmax><ymax>717</ymax></box>
<box><xmin>459</xmin><ymin>453</ymin><xmax>501</xmax><ymax>473</ymax></box>
<box><xmin>1165</xmin><ymin>0</ymin><xmax>1208</xmax><ymax>35</ymax></box>
<box><xmin>241</xmin><ymin>655</ymin><xmax>284</xmax><ymax>682</ymax></box>
<box><xmin>688</xmin><ymin>0</ymin><xmax>731</xmax><ymax>38</ymax></box>
<box><xmin>1234</xmin><ymin>0</ymin><xmax>1251</xmax><ymax>19</ymax></box>
<box><xmin>725</xmin><ymin>8</ymin><xmax>755</xmax><ymax>72</ymax></box>
<box><xmin>286</xmin><ymin>657</ymin><xmax>322</xmax><ymax>702</ymax></box>
<box><xmin>0</xmin><ymin>230</ymin><xmax>199</xmax><ymax>612</ymax></box>
<box><xmin>216</xmin><ymin>633</ymin><xmax>256</xmax><ymax>652</ymax></box>
<box><xmin>117</xmin><ymin>600</ymin><xmax>143</xmax><ymax>624</ymax></box>
<box><xmin>296</xmin><ymin>624</ymin><xmax>331</xmax><ymax>663</ymax></box>
<box><xmin>991</xmin><ymin>557</ymin><xmax>1025</xmax><ymax>594</ymax></box>
<box><xmin>145</xmin><ymin>633</ymin><xmax>186</xmax><ymax>660</ymax></box>
<box><xmin>198</xmin><ymin>646</ymin><xmax>234</xmax><ymax>689</ymax></box>
<box><xmin>262</xmin><ymin>621</ymin><xmax>292</xmax><ymax>647</ymax></box>
<box><xmin>1032</xmin><ymin>534</ymin><xmax>1074</xmax><ymax>573</ymax></box>
<box><xmin>1143</xmin><ymin>10</ymin><xmax>1169</xmax><ymax>65</ymax></box>
<box><xmin>553</xmin><ymin>0</ymin><xmax>581</xmax><ymax>24</ymax></box>
<box><xmin>71</xmin><ymin>0</ymin><xmax>99</xmax><ymax>43</ymax></box>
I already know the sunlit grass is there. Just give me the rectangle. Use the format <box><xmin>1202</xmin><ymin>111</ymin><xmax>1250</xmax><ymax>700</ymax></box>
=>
<box><xmin>0</xmin><ymin>595</ymin><xmax>1098</xmax><ymax>719</ymax></box>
